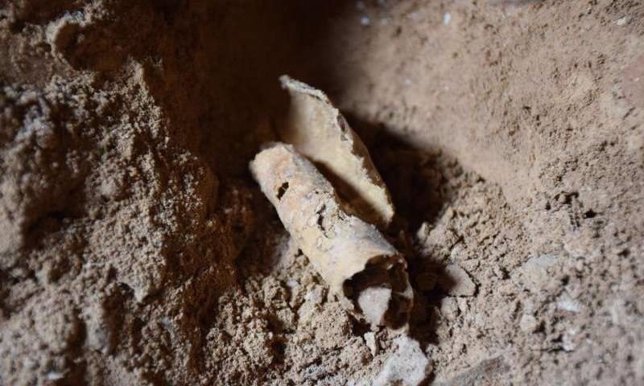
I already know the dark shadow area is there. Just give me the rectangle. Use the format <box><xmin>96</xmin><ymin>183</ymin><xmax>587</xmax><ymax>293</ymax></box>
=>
<box><xmin>140</xmin><ymin>0</ymin><xmax>350</xmax><ymax>176</ymax></box>
<box><xmin>345</xmin><ymin>114</ymin><xmax>466</xmax><ymax>347</ymax></box>
<box><xmin>46</xmin><ymin>0</ymin><xmax>351</xmax><ymax>286</ymax></box>
<box><xmin>47</xmin><ymin>0</ymin><xmax>348</xmax><ymax>175</ymax></box>
<box><xmin>345</xmin><ymin>114</ymin><xmax>456</xmax><ymax>223</ymax></box>
<box><xmin>233</xmin><ymin>195</ymin><xmax>288</xmax><ymax>280</ymax></box>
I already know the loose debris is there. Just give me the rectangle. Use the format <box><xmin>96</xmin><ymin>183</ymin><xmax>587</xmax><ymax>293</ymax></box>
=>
<box><xmin>372</xmin><ymin>336</ymin><xmax>431</xmax><ymax>386</ymax></box>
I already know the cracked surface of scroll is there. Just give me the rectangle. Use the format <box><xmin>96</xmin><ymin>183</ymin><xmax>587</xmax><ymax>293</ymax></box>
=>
<box><xmin>250</xmin><ymin>143</ymin><xmax>413</xmax><ymax>328</ymax></box>
<box><xmin>280</xmin><ymin>75</ymin><xmax>395</xmax><ymax>228</ymax></box>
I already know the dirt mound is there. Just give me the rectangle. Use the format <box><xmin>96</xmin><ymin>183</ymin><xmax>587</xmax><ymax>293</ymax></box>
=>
<box><xmin>1</xmin><ymin>1</ymin><xmax>642</xmax><ymax>385</ymax></box>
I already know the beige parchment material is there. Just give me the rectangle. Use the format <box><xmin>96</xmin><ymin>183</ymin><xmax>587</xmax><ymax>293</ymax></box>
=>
<box><xmin>279</xmin><ymin>76</ymin><xmax>395</xmax><ymax>228</ymax></box>
<box><xmin>250</xmin><ymin>143</ymin><xmax>412</xmax><ymax>328</ymax></box>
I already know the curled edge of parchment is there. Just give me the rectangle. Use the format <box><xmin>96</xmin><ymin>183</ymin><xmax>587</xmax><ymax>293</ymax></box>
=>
<box><xmin>279</xmin><ymin>75</ymin><xmax>395</xmax><ymax>229</ymax></box>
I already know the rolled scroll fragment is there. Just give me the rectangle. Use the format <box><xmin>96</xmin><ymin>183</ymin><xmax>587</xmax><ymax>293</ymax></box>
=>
<box><xmin>279</xmin><ymin>75</ymin><xmax>395</xmax><ymax>228</ymax></box>
<box><xmin>250</xmin><ymin>143</ymin><xmax>413</xmax><ymax>328</ymax></box>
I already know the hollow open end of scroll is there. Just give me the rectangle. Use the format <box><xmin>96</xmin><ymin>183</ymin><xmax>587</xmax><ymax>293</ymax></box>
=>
<box><xmin>343</xmin><ymin>255</ymin><xmax>413</xmax><ymax>329</ymax></box>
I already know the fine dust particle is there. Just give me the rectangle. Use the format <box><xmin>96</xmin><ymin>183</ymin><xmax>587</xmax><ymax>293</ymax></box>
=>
<box><xmin>373</xmin><ymin>336</ymin><xmax>431</xmax><ymax>386</ymax></box>
<box><xmin>519</xmin><ymin>314</ymin><xmax>539</xmax><ymax>333</ymax></box>
<box><xmin>556</xmin><ymin>293</ymin><xmax>582</xmax><ymax>313</ymax></box>
<box><xmin>434</xmin><ymin>356</ymin><xmax>510</xmax><ymax>386</ymax></box>
<box><xmin>46</xmin><ymin>371</ymin><xmax>65</xmax><ymax>381</ymax></box>
<box><xmin>517</xmin><ymin>254</ymin><xmax>560</xmax><ymax>292</ymax></box>
<box><xmin>616</xmin><ymin>16</ymin><xmax>629</xmax><ymax>26</ymax></box>
<box><xmin>443</xmin><ymin>12</ymin><xmax>451</xmax><ymax>25</ymax></box>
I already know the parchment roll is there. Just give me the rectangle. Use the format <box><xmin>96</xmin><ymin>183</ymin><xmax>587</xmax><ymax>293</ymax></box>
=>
<box><xmin>250</xmin><ymin>143</ymin><xmax>413</xmax><ymax>328</ymax></box>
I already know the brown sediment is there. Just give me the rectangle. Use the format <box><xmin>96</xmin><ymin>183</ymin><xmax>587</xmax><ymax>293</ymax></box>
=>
<box><xmin>1</xmin><ymin>1</ymin><xmax>642</xmax><ymax>385</ymax></box>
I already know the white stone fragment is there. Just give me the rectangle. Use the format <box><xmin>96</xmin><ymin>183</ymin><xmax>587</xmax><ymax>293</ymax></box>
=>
<box><xmin>556</xmin><ymin>293</ymin><xmax>582</xmax><ymax>313</ymax></box>
<box><xmin>616</xmin><ymin>16</ymin><xmax>629</xmax><ymax>26</ymax></box>
<box><xmin>364</xmin><ymin>332</ymin><xmax>378</xmax><ymax>356</ymax></box>
<box><xmin>373</xmin><ymin>336</ymin><xmax>431</xmax><ymax>386</ymax></box>
<box><xmin>519</xmin><ymin>314</ymin><xmax>539</xmax><ymax>333</ymax></box>
<box><xmin>443</xmin><ymin>12</ymin><xmax>451</xmax><ymax>25</ymax></box>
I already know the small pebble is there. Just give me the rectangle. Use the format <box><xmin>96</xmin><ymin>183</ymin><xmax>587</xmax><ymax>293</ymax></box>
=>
<box><xmin>440</xmin><ymin>297</ymin><xmax>459</xmax><ymax>321</ymax></box>
<box><xmin>46</xmin><ymin>371</ymin><xmax>65</xmax><ymax>381</ymax></box>
<box><xmin>556</xmin><ymin>293</ymin><xmax>582</xmax><ymax>313</ymax></box>
<box><xmin>616</xmin><ymin>16</ymin><xmax>629</xmax><ymax>26</ymax></box>
<box><xmin>443</xmin><ymin>12</ymin><xmax>451</xmax><ymax>25</ymax></box>
<box><xmin>519</xmin><ymin>314</ymin><xmax>539</xmax><ymax>333</ymax></box>
<box><xmin>437</xmin><ymin>264</ymin><xmax>476</xmax><ymax>297</ymax></box>
<box><xmin>373</xmin><ymin>336</ymin><xmax>431</xmax><ymax>386</ymax></box>
<box><xmin>364</xmin><ymin>332</ymin><xmax>378</xmax><ymax>356</ymax></box>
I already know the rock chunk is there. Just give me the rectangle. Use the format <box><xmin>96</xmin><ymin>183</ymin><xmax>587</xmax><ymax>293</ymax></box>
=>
<box><xmin>437</xmin><ymin>264</ymin><xmax>477</xmax><ymax>297</ymax></box>
<box><xmin>373</xmin><ymin>336</ymin><xmax>431</xmax><ymax>386</ymax></box>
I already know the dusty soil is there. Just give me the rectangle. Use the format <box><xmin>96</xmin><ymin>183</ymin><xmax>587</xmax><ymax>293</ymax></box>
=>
<box><xmin>1</xmin><ymin>0</ymin><xmax>643</xmax><ymax>385</ymax></box>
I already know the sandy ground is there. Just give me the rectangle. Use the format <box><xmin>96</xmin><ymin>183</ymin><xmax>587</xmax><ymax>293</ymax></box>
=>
<box><xmin>1</xmin><ymin>0</ymin><xmax>643</xmax><ymax>385</ymax></box>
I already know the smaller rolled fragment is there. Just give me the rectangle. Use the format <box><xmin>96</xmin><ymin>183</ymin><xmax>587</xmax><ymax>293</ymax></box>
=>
<box><xmin>279</xmin><ymin>75</ymin><xmax>395</xmax><ymax>228</ymax></box>
<box><xmin>250</xmin><ymin>143</ymin><xmax>413</xmax><ymax>328</ymax></box>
